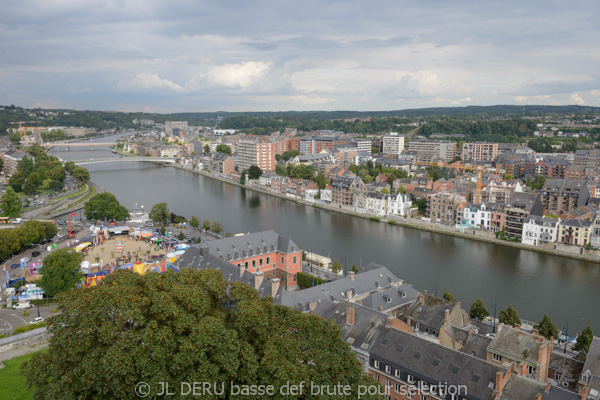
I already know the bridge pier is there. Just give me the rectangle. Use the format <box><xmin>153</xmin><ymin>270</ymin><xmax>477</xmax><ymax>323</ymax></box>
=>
<box><xmin>90</xmin><ymin>145</ymin><xmax>94</xmax><ymax>151</ymax></box>
<box><xmin>66</xmin><ymin>146</ymin><xmax>69</xmax><ymax>152</ymax></box>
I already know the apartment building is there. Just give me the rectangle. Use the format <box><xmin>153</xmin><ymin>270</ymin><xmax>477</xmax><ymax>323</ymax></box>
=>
<box><xmin>382</xmin><ymin>134</ymin><xmax>405</xmax><ymax>156</ymax></box>
<box><xmin>299</xmin><ymin>136</ymin><xmax>336</xmax><ymax>155</ymax></box>
<box><xmin>165</xmin><ymin>121</ymin><xmax>188</xmax><ymax>136</ymax></box>
<box><xmin>236</xmin><ymin>138</ymin><xmax>276</xmax><ymax>171</ymax></box>
<box><xmin>407</xmin><ymin>139</ymin><xmax>456</xmax><ymax>162</ymax></box>
<box><xmin>331</xmin><ymin>175</ymin><xmax>364</xmax><ymax>206</ymax></box>
<box><xmin>504</xmin><ymin>193</ymin><xmax>544</xmax><ymax>239</ymax></box>
<box><xmin>536</xmin><ymin>179</ymin><xmax>590</xmax><ymax>215</ymax></box>
<box><xmin>462</xmin><ymin>142</ymin><xmax>498</xmax><ymax>162</ymax></box>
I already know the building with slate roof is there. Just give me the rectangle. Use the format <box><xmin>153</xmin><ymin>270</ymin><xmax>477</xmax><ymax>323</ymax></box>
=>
<box><xmin>185</xmin><ymin>230</ymin><xmax>302</xmax><ymax>290</ymax></box>
<box><xmin>536</xmin><ymin>179</ymin><xmax>590</xmax><ymax>215</ymax></box>
<box><xmin>403</xmin><ymin>292</ymin><xmax>470</xmax><ymax>339</ymax></box>
<box><xmin>580</xmin><ymin>337</ymin><xmax>600</xmax><ymax>399</ymax></box>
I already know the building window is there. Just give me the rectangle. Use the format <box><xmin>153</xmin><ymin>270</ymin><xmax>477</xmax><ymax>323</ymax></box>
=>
<box><xmin>245</xmin><ymin>261</ymin><xmax>249</xmax><ymax>269</ymax></box>
<box><xmin>293</xmin><ymin>255</ymin><xmax>297</xmax><ymax>264</ymax></box>
<box><xmin>493</xmin><ymin>353</ymin><xmax>501</xmax><ymax>362</ymax></box>
<box><xmin>385</xmin><ymin>365</ymin><xmax>391</xmax><ymax>373</ymax></box>
<box><xmin>293</xmin><ymin>274</ymin><xmax>297</xmax><ymax>282</ymax></box>
<box><xmin>407</xmin><ymin>374</ymin><xmax>414</xmax><ymax>384</ymax></box>
<box><xmin>374</xmin><ymin>360</ymin><xmax>380</xmax><ymax>369</ymax></box>
<box><xmin>281</xmin><ymin>256</ymin><xmax>284</xmax><ymax>263</ymax></box>
<box><xmin>266</xmin><ymin>256</ymin><xmax>270</xmax><ymax>264</ymax></box>
<box><xmin>252</xmin><ymin>260</ymin><xmax>256</xmax><ymax>268</ymax></box>
<box><xmin>395</xmin><ymin>369</ymin><xmax>400</xmax><ymax>378</ymax></box>
<box><xmin>259</xmin><ymin>258</ymin><xmax>263</xmax><ymax>266</ymax></box>
<box><xmin>373</xmin><ymin>373</ymin><xmax>379</xmax><ymax>381</ymax></box>
<box><xmin>394</xmin><ymin>383</ymin><xmax>401</xmax><ymax>394</ymax></box>
<box><xmin>528</xmin><ymin>365</ymin><xmax>536</xmax><ymax>376</ymax></box>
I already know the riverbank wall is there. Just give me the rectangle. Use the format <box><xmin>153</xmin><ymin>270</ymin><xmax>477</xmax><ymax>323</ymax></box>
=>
<box><xmin>160</xmin><ymin>163</ymin><xmax>600</xmax><ymax>265</ymax></box>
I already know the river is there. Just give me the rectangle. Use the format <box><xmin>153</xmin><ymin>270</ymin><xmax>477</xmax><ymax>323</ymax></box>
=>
<box><xmin>49</xmin><ymin>135</ymin><xmax>600</xmax><ymax>334</ymax></box>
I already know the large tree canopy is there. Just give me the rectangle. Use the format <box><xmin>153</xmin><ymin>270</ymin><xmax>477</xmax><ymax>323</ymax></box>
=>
<box><xmin>1</xmin><ymin>186</ymin><xmax>21</xmax><ymax>217</ymax></box>
<box><xmin>24</xmin><ymin>269</ymin><xmax>380</xmax><ymax>399</ymax></box>
<box><xmin>149</xmin><ymin>202</ymin><xmax>170</xmax><ymax>226</ymax></box>
<box><xmin>37</xmin><ymin>249</ymin><xmax>84</xmax><ymax>297</ymax></box>
<box><xmin>84</xmin><ymin>192</ymin><xmax>129</xmax><ymax>222</ymax></box>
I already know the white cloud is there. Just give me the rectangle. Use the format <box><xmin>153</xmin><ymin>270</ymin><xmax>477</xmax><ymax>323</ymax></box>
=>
<box><xmin>119</xmin><ymin>73</ymin><xmax>183</xmax><ymax>92</ymax></box>
<box><xmin>570</xmin><ymin>92</ymin><xmax>585</xmax><ymax>105</ymax></box>
<box><xmin>206</xmin><ymin>61</ymin><xmax>271</xmax><ymax>89</ymax></box>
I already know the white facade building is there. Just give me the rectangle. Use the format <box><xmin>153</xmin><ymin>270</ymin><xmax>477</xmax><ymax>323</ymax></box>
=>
<box><xmin>382</xmin><ymin>133</ymin><xmax>405</xmax><ymax>155</ymax></box>
<box><xmin>387</xmin><ymin>193</ymin><xmax>412</xmax><ymax>217</ymax></box>
<box><xmin>522</xmin><ymin>216</ymin><xmax>560</xmax><ymax>246</ymax></box>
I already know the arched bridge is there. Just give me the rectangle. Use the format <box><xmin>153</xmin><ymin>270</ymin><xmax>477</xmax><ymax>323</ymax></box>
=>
<box><xmin>73</xmin><ymin>157</ymin><xmax>176</xmax><ymax>165</ymax></box>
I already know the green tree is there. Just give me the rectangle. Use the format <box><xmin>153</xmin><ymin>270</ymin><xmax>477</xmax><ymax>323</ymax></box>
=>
<box><xmin>443</xmin><ymin>291</ymin><xmax>456</xmax><ymax>302</ymax></box>
<box><xmin>416</xmin><ymin>198</ymin><xmax>427</xmax><ymax>214</ymax></box>
<box><xmin>1</xmin><ymin>187</ymin><xmax>21</xmax><ymax>217</ymax></box>
<box><xmin>573</xmin><ymin>325</ymin><xmax>594</xmax><ymax>353</ymax></box>
<box><xmin>23</xmin><ymin>269</ymin><xmax>380</xmax><ymax>399</ymax></box>
<box><xmin>275</xmin><ymin>163</ymin><xmax>288</xmax><ymax>177</ymax></box>
<box><xmin>240</xmin><ymin>171</ymin><xmax>246</xmax><ymax>185</ymax></box>
<box><xmin>351</xmin><ymin>264</ymin><xmax>359</xmax><ymax>274</ymax></box>
<box><xmin>189</xmin><ymin>216</ymin><xmax>199</xmax><ymax>230</ymax></box>
<box><xmin>149</xmin><ymin>202</ymin><xmax>170</xmax><ymax>226</ymax></box>
<box><xmin>314</xmin><ymin>172</ymin><xmax>329</xmax><ymax>189</ymax></box>
<box><xmin>37</xmin><ymin>249</ymin><xmax>84</xmax><ymax>297</ymax></box>
<box><xmin>203</xmin><ymin>144</ymin><xmax>210</xmax><ymax>155</ymax></box>
<box><xmin>177</xmin><ymin>231</ymin><xmax>185</xmax><ymax>241</ymax></box>
<box><xmin>247</xmin><ymin>165</ymin><xmax>263</xmax><ymax>180</ymax></box>
<box><xmin>215</xmin><ymin>144</ymin><xmax>232</xmax><ymax>155</ymax></box>
<box><xmin>498</xmin><ymin>304</ymin><xmax>521</xmax><ymax>327</ymax></box>
<box><xmin>22</xmin><ymin>179</ymin><xmax>37</xmax><ymax>195</ymax></box>
<box><xmin>536</xmin><ymin>314</ymin><xmax>558</xmax><ymax>340</ymax></box>
<box><xmin>211</xmin><ymin>221</ymin><xmax>222</xmax><ymax>234</ymax></box>
<box><xmin>469</xmin><ymin>298</ymin><xmax>490</xmax><ymax>322</ymax></box>
<box><xmin>84</xmin><ymin>193</ymin><xmax>129</xmax><ymax>222</ymax></box>
<box><xmin>202</xmin><ymin>219</ymin><xmax>211</xmax><ymax>231</ymax></box>
<box><xmin>331</xmin><ymin>259</ymin><xmax>342</xmax><ymax>274</ymax></box>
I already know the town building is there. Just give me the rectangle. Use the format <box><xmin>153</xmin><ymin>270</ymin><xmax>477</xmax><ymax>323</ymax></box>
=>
<box><xmin>574</xmin><ymin>150</ymin><xmax>600</xmax><ymax>168</ymax></box>
<box><xmin>165</xmin><ymin>121</ymin><xmax>188</xmax><ymax>136</ymax></box>
<box><xmin>331</xmin><ymin>175</ymin><xmax>364</xmax><ymax>206</ymax></box>
<box><xmin>407</xmin><ymin>139</ymin><xmax>456</xmax><ymax>162</ymax></box>
<box><xmin>299</xmin><ymin>136</ymin><xmax>336</xmax><ymax>155</ymax></box>
<box><xmin>236</xmin><ymin>138</ymin><xmax>276</xmax><ymax>171</ymax></box>
<box><xmin>3</xmin><ymin>150</ymin><xmax>31</xmax><ymax>175</ymax></box>
<box><xmin>209</xmin><ymin>153</ymin><xmax>236</xmax><ymax>175</ymax></box>
<box><xmin>521</xmin><ymin>216</ymin><xmax>560</xmax><ymax>246</ymax></box>
<box><xmin>462</xmin><ymin>142</ymin><xmax>499</xmax><ymax>162</ymax></box>
<box><xmin>495</xmin><ymin>153</ymin><xmax>536</xmax><ymax>178</ymax></box>
<box><xmin>536</xmin><ymin>179</ymin><xmax>590</xmax><ymax>215</ymax></box>
<box><xmin>557</xmin><ymin>219</ymin><xmax>591</xmax><ymax>247</ymax></box>
<box><xmin>504</xmin><ymin>193</ymin><xmax>544</xmax><ymax>239</ymax></box>
<box><xmin>427</xmin><ymin>192</ymin><xmax>466</xmax><ymax>226</ymax></box>
<box><xmin>382</xmin><ymin>133</ymin><xmax>405</xmax><ymax>156</ymax></box>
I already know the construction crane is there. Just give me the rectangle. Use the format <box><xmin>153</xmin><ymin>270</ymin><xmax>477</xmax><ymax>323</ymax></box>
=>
<box><xmin>475</xmin><ymin>166</ymin><xmax>483</xmax><ymax>204</ymax></box>
<box><xmin>18</xmin><ymin>124</ymin><xmax>44</xmax><ymax>144</ymax></box>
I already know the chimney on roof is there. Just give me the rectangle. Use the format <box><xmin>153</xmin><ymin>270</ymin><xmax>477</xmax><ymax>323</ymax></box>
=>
<box><xmin>346</xmin><ymin>307</ymin><xmax>355</xmax><ymax>326</ymax></box>
<box><xmin>347</xmin><ymin>288</ymin><xmax>353</xmax><ymax>300</ymax></box>
<box><xmin>271</xmin><ymin>278</ymin><xmax>280</xmax><ymax>297</ymax></box>
<box><xmin>536</xmin><ymin>336</ymin><xmax>544</xmax><ymax>342</ymax></box>
<box><xmin>519</xmin><ymin>362</ymin><xmax>527</xmax><ymax>376</ymax></box>
<box><xmin>379</xmin><ymin>306</ymin><xmax>384</xmax><ymax>312</ymax></box>
<box><xmin>239</xmin><ymin>263</ymin><xmax>245</xmax><ymax>278</ymax></box>
<box><xmin>495</xmin><ymin>371</ymin><xmax>503</xmax><ymax>393</ymax></box>
<box><xmin>545</xmin><ymin>383</ymin><xmax>551</xmax><ymax>392</ymax></box>
<box><xmin>532</xmin><ymin>329</ymin><xmax>540</xmax><ymax>336</ymax></box>
<box><xmin>445</xmin><ymin>309</ymin><xmax>450</xmax><ymax>321</ymax></box>
<box><xmin>518</xmin><ymin>331</ymin><xmax>523</xmax><ymax>338</ymax></box>
<box><xmin>418</xmin><ymin>293</ymin><xmax>425</xmax><ymax>304</ymax></box>
<box><xmin>349</xmin><ymin>271</ymin><xmax>355</xmax><ymax>280</ymax></box>
<box><xmin>309</xmin><ymin>300</ymin><xmax>317</xmax><ymax>312</ymax></box>
<box><xmin>254</xmin><ymin>271</ymin><xmax>264</xmax><ymax>290</ymax></box>
<box><xmin>515</xmin><ymin>324</ymin><xmax>521</xmax><ymax>331</ymax></box>
<box><xmin>535</xmin><ymin>394</ymin><xmax>542</xmax><ymax>400</ymax></box>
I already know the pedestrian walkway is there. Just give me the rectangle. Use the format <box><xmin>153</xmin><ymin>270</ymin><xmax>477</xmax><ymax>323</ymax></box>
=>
<box><xmin>0</xmin><ymin>340</ymin><xmax>48</xmax><ymax>363</ymax></box>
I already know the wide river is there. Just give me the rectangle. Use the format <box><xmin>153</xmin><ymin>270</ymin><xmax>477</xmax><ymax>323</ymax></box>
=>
<box><xmin>51</xmin><ymin>135</ymin><xmax>600</xmax><ymax>334</ymax></box>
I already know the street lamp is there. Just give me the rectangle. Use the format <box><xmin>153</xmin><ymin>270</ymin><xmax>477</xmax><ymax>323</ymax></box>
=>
<box><xmin>563</xmin><ymin>322</ymin><xmax>569</xmax><ymax>354</ymax></box>
<box><xmin>492</xmin><ymin>301</ymin><xmax>497</xmax><ymax>334</ymax></box>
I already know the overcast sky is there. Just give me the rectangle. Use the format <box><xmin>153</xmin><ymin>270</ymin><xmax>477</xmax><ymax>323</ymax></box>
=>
<box><xmin>1</xmin><ymin>1</ymin><xmax>599</xmax><ymax>113</ymax></box>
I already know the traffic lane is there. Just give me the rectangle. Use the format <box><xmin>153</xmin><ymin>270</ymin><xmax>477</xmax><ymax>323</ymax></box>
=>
<box><xmin>0</xmin><ymin>305</ymin><xmax>59</xmax><ymax>335</ymax></box>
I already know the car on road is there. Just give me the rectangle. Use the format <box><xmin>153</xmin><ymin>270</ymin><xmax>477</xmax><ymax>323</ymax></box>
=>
<box><xmin>10</xmin><ymin>263</ymin><xmax>20</xmax><ymax>269</ymax></box>
<box><xmin>12</xmin><ymin>302</ymin><xmax>33</xmax><ymax>309</ymax></box>
<box><xmin>32</xmin><ymin>251</ymin><xmax>41</xmax><ymax>257</ymax></box>
<box><xmin>29</xmin><ymin>317</ymin><xmax>44</xmax><ymax>324</ymax></box>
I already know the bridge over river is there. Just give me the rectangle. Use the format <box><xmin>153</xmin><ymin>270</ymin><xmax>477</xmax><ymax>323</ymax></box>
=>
<box><xmin>73</xmin><ymin>157</ymin><xmax>175</xmax><ymax>165</ymax></box>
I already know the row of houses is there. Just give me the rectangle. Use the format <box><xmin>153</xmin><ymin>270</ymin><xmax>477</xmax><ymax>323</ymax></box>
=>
<box><xmin>173</xmin><ymin>230</ymin><xmax>600</xmax><ymax>400</ymax></box>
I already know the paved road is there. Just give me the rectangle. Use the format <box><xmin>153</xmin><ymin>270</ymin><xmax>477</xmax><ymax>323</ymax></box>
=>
<box><xmin>0</xmin><ymin>305</ymin><xmax>57</xmax><ymax>336</ymax></box>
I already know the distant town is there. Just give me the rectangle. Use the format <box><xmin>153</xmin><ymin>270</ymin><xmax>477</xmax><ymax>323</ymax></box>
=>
<box><xmin>2</xmin><ymin>105</ymin><xmax>600</xmax><ymax>400</ymax></box>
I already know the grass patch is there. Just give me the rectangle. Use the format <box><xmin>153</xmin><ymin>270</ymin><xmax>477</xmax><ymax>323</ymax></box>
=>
<box><xmin>370</xmin><ymin>216</ymin><xmax>381</xmax><ymax>222</ymax></box>
<box><xmin>0</xmin><ymin>348</ymin><xmax>48</xmax><ymax>400</ymax></box>
<box><xmin>312</xmin><ymin>204</ymin><xmax>320</xmax><ymax>209</ymax></box>
<box><xmin>72</xmin><ymin>184</ymin><xmax>96</xmax><ymax>205</ymax></box>
<box><xmin>388</xmin><ymin>220</ymin><xmax>396</xmax><ymax>224</ymax></box>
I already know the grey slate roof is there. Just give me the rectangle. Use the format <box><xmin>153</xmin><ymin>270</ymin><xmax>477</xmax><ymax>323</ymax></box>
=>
<box><xmin>506</xmin><ymin>192</ymin><xmax>543</xmax><ymax>214</ymax></box>
<box><xmin>370</xmin><ymin>328</ymin><xmax>507</xmax><ymax>400</ymax></box>
<box><xmin>583</xmin><ymin>337</ymin><xmax>600</xmax><ymax>379</ymax></box>
<box><xmin>288</xmin><ymin>265</ymin><xmax>402</xmax><ymax>312</ymax></box>
<box><xmin>499</xmin><ymin>374</ymin><xmax>546</xmax><ymax>400</ymax></box>
<box><xmin>541</xmin><ymin>385</ymin><xmax>582</xmax><ymax>400</ymax></box>
<box><xmin>204</xmin><ymin>230</ymin><xmax>300</xmax><ymax>262</ymax></box>
<box><xmin>488</xmin><ymin>324</ymin><xmax>551</xmax><ymax>365</ymax></box>
<box><xmin>172</xmin><ymin>243</ymin><xmax>295</xmax><ymax>307</ymax></box>
<box><xmin>549</xmin><ymin>351</ymin><xmax>584</xmax><ymax>387</ymax></box>
<box><xmin>406</xmin><ymin>294</ymin><xmax>457</xmax><ymax>330</ymax></box>
<box><xmin>313</xmin><ymin>300</ymin><xmax>388</xmax><ymax>354</ymax></box>
<box><xmin>359</xmin><ymin>284</ymin><xmax>419</xmax><ymax>312</ymax></box>
<box><xmin>461</xmin><ymin>331</ymin><xmax>493</xmax><ymax>360</ymax></box>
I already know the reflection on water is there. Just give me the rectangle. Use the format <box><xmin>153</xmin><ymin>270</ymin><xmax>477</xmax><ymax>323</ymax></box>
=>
<box><xmin>49</xmin><ymin>136</ymin><xmax>600</xmax><ymax>333</ymax></box>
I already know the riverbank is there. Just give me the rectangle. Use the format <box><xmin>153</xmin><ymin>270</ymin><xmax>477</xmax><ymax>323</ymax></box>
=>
<box><xmin>164</xmin><ymin>163</ymin><xmax>600</xmax><ymax>265</ymax></box>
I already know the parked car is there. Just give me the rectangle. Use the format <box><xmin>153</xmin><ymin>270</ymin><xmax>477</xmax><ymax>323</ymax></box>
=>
<box><xmin>12</xmin><ymin>302</ymin><xmax>32</xmax><ymax>309</ymax></box>
<box><xmin>10</xmin><ymin>263</ymin><xmax>20</xmax><ymax>269</ymax></box>
<box><xmin>32</xmin><ymin>251</ymin><xmax>41</xmax><ymax>257</ymax></box>
<box><xmin>29</xmin><ymin>317</ymin><xmax>44</xmax><ymax>324</ymax></box>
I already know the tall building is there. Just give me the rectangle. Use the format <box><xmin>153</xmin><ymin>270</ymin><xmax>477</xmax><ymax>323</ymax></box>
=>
<box><xmin>407</xmin><ymin>140</ymin><xmax>456</xmax><ymax>162</ymax></box>
<box><xmin>165</xmin><ymin>121</ymin><xmax>188</xmax><ymax>136</ymax></box>
<box><xmin>462</xmin><ymin>142</ymin><xmax>498</xmax><ymax>162</ymax></box>
<box><xmin>382</xmin><ymin>134</ymin><xmax>404</xmax><ymax>155</ymax></box>
<box><xmin>236</xmin><ymin>138</ymin><xmax>276</xmax><ymax>171</ymax></box>
<box><xmin>299</xmin><ymin>136</ymin><xmax>336</xmax><ymax>155</ymax></box>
